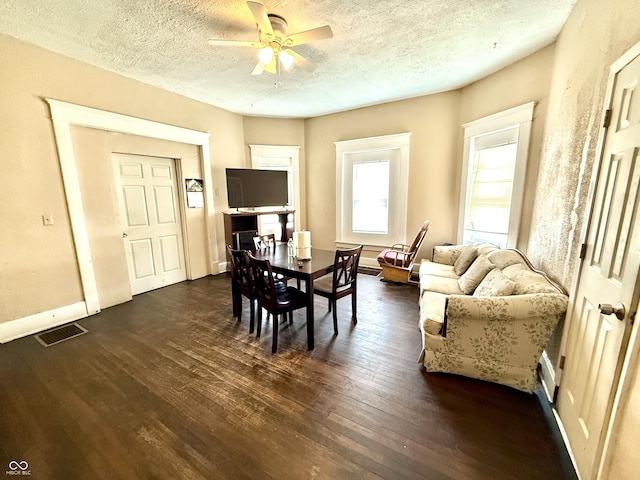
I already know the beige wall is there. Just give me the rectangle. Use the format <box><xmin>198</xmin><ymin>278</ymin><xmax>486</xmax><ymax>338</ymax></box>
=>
<box><xmin>71</xmin><ymin>127</ymin><xmax>130</xmax><ymax>309</ymax></box>
<box><xmin>304</xmin><ymin>92</ymin><xmax>462</xmax><ymax>263</ymax></box>
<box><xmin>460</xmin><ymin>44</ymin><xmax>557</xmax><ymax>255</ymax></box>
<box><xmin>528</xmin><ymin>0</ymin><xmax>640</xmax><ymax>288</ymax></box>
<box><xmin>302</xmin><ymin>45</ymin><xmax>556</xmax><ymax>265</ymax></box>
<box><xmin>0</xmin><ymin>28</ymin><xmax>558</xmax><ymax>325</ymax></box>
<box><xmin>533</xmin><ymin>0</ymin><xmax>640</xmax><ymax>477</ymax></box>
<box><xmin>242</xmin><ymin>117</ymin><xmax>307</xmax><ymax>226</ymax></box>
<box><xmin>0</xmin><ymin>34</ymin><xmax>245</xmax><ymax>324</ymax></box>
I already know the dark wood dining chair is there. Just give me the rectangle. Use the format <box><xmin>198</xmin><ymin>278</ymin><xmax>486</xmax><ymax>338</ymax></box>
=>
<box><xmin>253</xmin><ymin>232</ymin><xmax>300</xmax><ymax>288</ymax></box>
<box><xmin>313</xmin><ymin>245</ymin><xmax>363</xmax><ymax>335</ymax></box>
<box><xmin>253</xmin><ymin>233</ymin><xmax>277</xmax><ymax>250</ymax></box>
<box><xmin>227</xmin><ymin>245</ymin><xmax>259</xmax><ymax>334</ymax></box>
<box><xmin>248</xmin><ymin>254</ymin><xmax>308</xmax><ymax>353</ymax></box>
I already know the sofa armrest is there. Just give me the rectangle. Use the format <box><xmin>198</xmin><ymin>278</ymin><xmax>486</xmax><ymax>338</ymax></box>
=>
<box><xmin>432</xmin><ymin>245</ymin><xmax>465</xmax><ymax>265</ymax></box>
<box><xmin>441</xmin><ymin>293</ymin><xmax>568</xmax><ymax>357</ymax></box>
<box><xmin>422</xmin><ymin>291</ymin><xmax>568</xmax><ymax>393</ymax></box>
<box><xmin>445</xmin><ymin>293</ymin><xmax>568</xmax><ymax>323</ymax></box>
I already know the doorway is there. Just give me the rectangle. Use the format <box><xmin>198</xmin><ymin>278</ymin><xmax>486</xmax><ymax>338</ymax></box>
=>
<box><xmin>113</xmin><ymin>153</ymin><xmax>187</xmax><ymax>295</ymax></box>
<box><xmin>47</xmin><ymin>99</ymin><xmax>215</xmax><ymax>317</ymax></box>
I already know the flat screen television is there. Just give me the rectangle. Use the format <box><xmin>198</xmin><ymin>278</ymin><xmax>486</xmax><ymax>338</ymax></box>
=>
<box><xmin>225</xmin><ymin>168</ymin><xmax>289</xmax><ymax>209</ymax></box>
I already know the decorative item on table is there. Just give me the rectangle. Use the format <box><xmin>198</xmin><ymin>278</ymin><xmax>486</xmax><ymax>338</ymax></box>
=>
<box><xmin>294</xmin><ymin>231</ymin><xmax>312</xmax><ymax>260</ymax></box>
<box><xmin>287</xmin><ymin>238</ymin><xmax>294</xmax><ymax>257</ymax></box>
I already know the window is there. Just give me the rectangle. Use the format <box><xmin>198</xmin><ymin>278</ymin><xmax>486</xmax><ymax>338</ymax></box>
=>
<box><xmin>249</xmin><ymin>145</ymin><xmax>300</xmax><ymax>237</ymax></box>
<box><xmin>335</xmin><ymin>133</ymin><xmax>411</xmax><ymax>246</ymax></box>
<box><xmin>459</xmin><ymin>103</ymin><xmax>535</xmax><ymax>248</ymax></box>
<box><xmin>352</xmin><ymin>160</ymin><xmax>389</xmax><ymax>234</ymax></box>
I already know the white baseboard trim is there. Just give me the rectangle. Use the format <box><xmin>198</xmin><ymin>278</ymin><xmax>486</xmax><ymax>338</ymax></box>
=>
<box><xmin>551</xmin><ymin>406</ymin><xmax>581</xmax><ymax>479</ymax></box>
<box><xmin>0</xmin><ymin>302</ymin><xmax>88</xmax><ymax>343</ymax></box>
<box><xmin>359</xmin><ymin>257</ymin><xmax>381</xmax><ymax>270</ymax></box>
<box><xmin>219</xmin><ymin>261</ymin><xmax>229</xmax><ymax>273</ymax></box>
<box><xmin>539</xmin><ymin>350</ymin><xmax>558</xmax><ymax>403</ymax></box>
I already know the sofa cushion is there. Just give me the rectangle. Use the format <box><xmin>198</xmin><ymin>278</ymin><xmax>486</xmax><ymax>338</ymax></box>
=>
<box><xmin>419</xmin><ymin>292</ymin><xmax>447</xmax><ymax>335</ymax></box>
<box><xmin>477</xmin><ymin>243</ymin><xmax>499</xmax><ymax>256</ymax></box>
<box><xmin>453</xmin><ymin>244</ymin><xmax>478</xmax><ymax>275</ymax></box>
<box><xmin>486</xmin><ymin>249</ymin><xmax>526</xmax><ymax>270</ymax></box>
<box><xmin>473</xmin><ymin>268</ymin><xmax>517</xmax><ymax>297</ymax></box>
<box><xmin>432</xmin><ymin>245</ymin><xmax>465</xmax><ymax>265</ymax></box>
<box><xmin>458</xmin><ymin>255</ymin><xmax>494</xmax><ymax>294</ymax></box>
<box><xmin>419</xmin><ymin>260</ymin><xmax>459</xmax><ymax>279</ymax></box>
<box><xmin>502</xmin><ymin>264</ymin><xmax>561</xmax><ymax>294</ymax></box>
<box><xmin>420</xmin><ymin>275</ymin><xmax>464</xmax><ymax>296</ymax></box>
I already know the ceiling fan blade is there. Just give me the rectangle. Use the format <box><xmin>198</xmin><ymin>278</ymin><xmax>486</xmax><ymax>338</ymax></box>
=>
<box><xmin>208</xmin><ymin>39</ymin><xmax>262</xmax><ymax>47</ymax></box>
<box><xmin>247</xmin><ymin>1</ymin><xmax>274</xmax><ymax>37</ymax></box>
<box><xmin>286</xmin><ymin>49</ymin><xmax>317</xmax><ymax>72</ymax></box>
<box><xmin>251</xmin><ymin>61</ymin><xmax>265</xmax><ymax>75</ymax></box>
<box><xmin>284</xmin><ymin>25</ymin><xmax>333</xmax><ymax>47</ymax></box>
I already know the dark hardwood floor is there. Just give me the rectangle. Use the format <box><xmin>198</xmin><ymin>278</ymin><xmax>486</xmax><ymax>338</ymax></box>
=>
<box><xmin>0</xmin><ymin>273</ymin><xmax>576</xmax><ymax>479</ymax></box>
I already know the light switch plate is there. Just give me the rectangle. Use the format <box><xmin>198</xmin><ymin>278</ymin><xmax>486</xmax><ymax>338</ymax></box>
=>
<box><xmin>42</xmin><ymin>214</ymin><xmax>54</xmax><ymax>226</ymax></box>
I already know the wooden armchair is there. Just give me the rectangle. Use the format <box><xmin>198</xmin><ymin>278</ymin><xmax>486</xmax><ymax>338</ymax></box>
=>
<box><xmin>376</xmin><ymin>220</ymin><xmax>431</xmax><ymax>283</ymax></box>
<box><xmin>253</xmin><ymin>233</ymin><xmax>277</xmax><ymax>250</ymax></box>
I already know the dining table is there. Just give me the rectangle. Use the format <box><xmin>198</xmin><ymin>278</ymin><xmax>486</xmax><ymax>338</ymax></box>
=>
<box><xmin>251</xmin><ymin>244</ymin><xmax>336</xmax><ymax>350</ymax></box>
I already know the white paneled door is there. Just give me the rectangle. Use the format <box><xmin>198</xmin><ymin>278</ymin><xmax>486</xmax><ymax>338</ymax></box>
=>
<box><xmin>113</xmin><ymin>154</ymin><xmax>186</xmax><ymax>295</ymax></box>
<box><xmin>557</xmin><ymin>51</ymin><xmax>640</xmax><ymax>479</ymax></box>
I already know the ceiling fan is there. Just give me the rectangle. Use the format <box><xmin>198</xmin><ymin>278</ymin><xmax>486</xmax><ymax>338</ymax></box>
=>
<box><xmin>208</xmin><ymin>1</ymin><xmax>333</xmax><ymax>75</ymax></box>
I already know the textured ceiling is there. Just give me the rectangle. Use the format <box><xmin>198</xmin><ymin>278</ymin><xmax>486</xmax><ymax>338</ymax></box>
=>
<box><xmin>1</xmin><ymin>0</ymin><xmax>576</xmax><ymax>118</ymax></box>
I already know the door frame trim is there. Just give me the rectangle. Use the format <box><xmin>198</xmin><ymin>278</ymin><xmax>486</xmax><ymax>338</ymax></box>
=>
<box><xmin>557</xmin><ymin>40</ymin><xmax>640</xmax><ymax>479</ymax></box>
<box><xmin>46</xmin><ymin>99</ymin><xmax>215</xmax><ymax>316</ymax></box>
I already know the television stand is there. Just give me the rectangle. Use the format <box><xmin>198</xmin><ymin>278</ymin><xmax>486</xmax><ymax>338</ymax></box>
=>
<box><xmin>223</xmin><ymin>209</ymin><xmax>294</xmax><ymax>251</ymax></box>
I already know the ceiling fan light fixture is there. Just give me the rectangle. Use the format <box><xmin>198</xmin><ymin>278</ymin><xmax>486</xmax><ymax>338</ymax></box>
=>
<box><xmin>279</xmin><ymin>50</ymin><xmax>294</xmax><ymax>70</ymax></box>
<box><xmin>208</xmin><ymin>1</ymin><xmax>332</xmax><ymax>75</ymax></box>
<box><xmin>258</xmin><ymin>46</ymin><xmax>274</xmax><ymax>64</ymax></box>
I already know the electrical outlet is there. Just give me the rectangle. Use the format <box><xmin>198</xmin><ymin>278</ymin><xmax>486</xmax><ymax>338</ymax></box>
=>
<box><xmin>42</xmin><ymin>214</ymin><xmax>54</xmax><ymax>226</ymax></box>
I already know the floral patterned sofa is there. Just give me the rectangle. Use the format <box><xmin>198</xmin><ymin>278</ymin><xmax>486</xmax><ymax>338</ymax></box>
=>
<box><xmin>418</xmin><ymin>243</ymin><xmax>568</xmax><ymax>393</ymax></box>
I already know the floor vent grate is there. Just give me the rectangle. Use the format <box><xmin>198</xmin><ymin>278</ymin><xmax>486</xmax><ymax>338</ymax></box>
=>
<box><xmin>35</xmin><ymin>323</ymin><xmax>88</xmax><ymax>347</ymax></box>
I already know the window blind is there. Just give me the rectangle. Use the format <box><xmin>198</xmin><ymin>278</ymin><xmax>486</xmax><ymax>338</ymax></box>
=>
<box><xmin>464</xmin><ymin>142</ymin><xmax>518</xmax><ymax>244</ymax></box>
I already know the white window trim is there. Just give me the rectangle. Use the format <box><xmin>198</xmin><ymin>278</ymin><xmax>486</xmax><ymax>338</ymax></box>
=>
<box><xmin>458</xmin><ymin>102</ymin><xmax>535</xmax><ymax>247</ymax></box>
<box><xmin>335</xmin><ymin>132</ymin><xmax>411</xmax><ymax>247</ymax></box>
<box><xmin>249</xmin><ymin>144</ymin><xmax>301</xmax><ymax>231</ymax></box>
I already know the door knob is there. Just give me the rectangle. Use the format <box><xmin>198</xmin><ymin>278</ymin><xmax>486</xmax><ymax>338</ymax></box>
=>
<box><xmin>122</xmin><ymin>232</ymin><xmax>128</xmax><ymax>238</ymax></box>
<box><xmin>598</xmin><ymin>303</ymin><xmax>625</xmax><ymax>321</ymax></box>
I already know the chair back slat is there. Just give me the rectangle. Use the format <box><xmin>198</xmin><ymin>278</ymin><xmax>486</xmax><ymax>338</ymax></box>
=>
<box><xmin>227</xmin><ymin>245</ymin><xmax>254</xmax><ymax>291</ymax></box>
<box><xmin>332</xmin><ymin>245</ymin><xmax>363</xmax><ymax>291</ymax></box>
<box><xmin>249</xmin><ymin>254</ymin><xmax>278</xmax><ymax>308</ymax></box>
<box><xmin>253</xmin><ymin>233</ymin><xmax>276</xmax><ymax>251</ymax></box>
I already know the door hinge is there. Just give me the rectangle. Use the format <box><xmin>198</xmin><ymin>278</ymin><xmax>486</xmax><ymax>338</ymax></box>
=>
<box><xmin>579</xmin><ymin>243</ymin><xmax>587</xmax><ymax>259</ymax></box>
<box><xmin>603</xmin><ymin>109</ymin><xmax>612</xmax><ymax>128</ymax></box>
<box><xmin>631</xmin><ymin>311</ymin><xmax>637</xmax><ymax>325</ymax></box>
<box><xmin>559</xmin><ymin>355</ymin><xmax>566</xmax><ymax>369</ymax></box>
